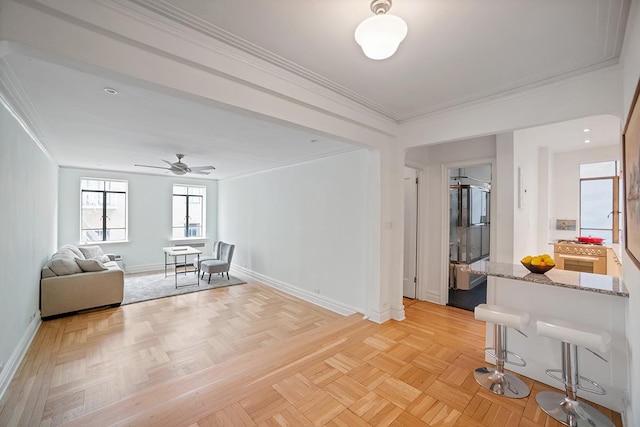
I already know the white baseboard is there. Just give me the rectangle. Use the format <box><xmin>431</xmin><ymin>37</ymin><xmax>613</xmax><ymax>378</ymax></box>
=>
<box><xmin>366</xmin><ymin>306</ymin><xmax>391</xmax><ymax>324</ymax></box>
<box><xmin>422</xmin><ymin>290</ymin><xmax>442</xmax><ymax>305</ymax></box>
<box><xmin>0</xmin><ymin>310</ymin><xmax>41</xmax><ymax>401</ymax></box>
<box><xmin>124</xmin><ymin>263</ymin><xmax>165</xmax><ymax>274</ymax></box>
<box><xmin>390</xmin><ymin>305</ymin><xmax>406</xmax><ymax>321</ymax></box>
<box><xmin>231</xmin><ymin>265</ymin><xmax>361</xmax><ymax>317</ymax></box>
<box><xmin>366</xmin><ymin>305</ymin><xmax>405</xmax><ymax>323</ymax></box>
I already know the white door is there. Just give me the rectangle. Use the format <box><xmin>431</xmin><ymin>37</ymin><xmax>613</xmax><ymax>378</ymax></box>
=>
<box><xmin>403</xmin><ymin>167</ymin><xmax>418</xmax><ymax>298</ymax></box>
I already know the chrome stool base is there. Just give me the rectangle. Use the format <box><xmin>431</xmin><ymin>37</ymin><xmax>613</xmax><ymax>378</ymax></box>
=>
<box><xmin>474</xmin><ymin>367</ymin><xmax>530</xmax><ymax>398</ymax></box>
<box><xmin>535</xmin><ymin>391</ymin><xmax>615</xmax><ymax>427</ymax></box>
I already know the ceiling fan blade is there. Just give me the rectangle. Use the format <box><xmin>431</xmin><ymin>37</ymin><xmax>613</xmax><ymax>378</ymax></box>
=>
<box><xmin>190</xmin><ymin>166</ymin><xmax>216</xmax><ymax>171</ymax></box>
<box><xmin>162</xmin><ymin>160</ymin><xmax>174</xmax><ymax>167</ymax></box>
<box><xmin>191</xmin><ymin>169</ymin><xmax>212</xmax><ymax>175</ymax></box>
<box><xmin>135</xmin><ymin>164</ymin><xmax>171</xmax><ymax>170</ymax></box>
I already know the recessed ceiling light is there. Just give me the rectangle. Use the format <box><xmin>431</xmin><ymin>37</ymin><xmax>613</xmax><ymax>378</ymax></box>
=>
<box><xmin>585</xmin><ymin>139</ymin><xmax>591</xmax><ymax>143</ymax></box>
<box><xmin>104</xmin><ymin>87</ymin><xmax>118</xmax><ymax>95</ymax></box>
<box><xmin>583</xmin><ymin>128</ymin><xmax>590</xmax><ymax>132</ymax></box>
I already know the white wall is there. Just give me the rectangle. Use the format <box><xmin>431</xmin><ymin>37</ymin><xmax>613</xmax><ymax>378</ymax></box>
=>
<box><xmin>406</xmin><ymin>135</ymin><xmax>496</xmax><ymax>304</ymax></box>
<box><xmin>551</xmin><ymin>145</ymin><xmax>621</xmax><ymax>242</ymax></box>
<box><xmin>0</xmin><ymin>102</ymin><xmax>57</xmax><ymax>399</ymax></box>
<box><xmin>218</xmin><ymin>150</ymin><xmax>371</xmax><ymax>314</ymax></box>
<box><xmin>512</xmin><ymin>130</ymin><xmax>541</xmax><ymax>259</ymax></box>
<box><xmin>58</xmin><ymin>168</ymin><xmax>218</xmax><ymax>272</ymax></box>
<box><xmin>621</xmin><ymin>1</ymin><xmax>640</xmax><ymax>425</ymax></box>
<box><xmin>493</xmin><ymin>133</ymin><xmax>516</xmax><ymax>264</ymax></box>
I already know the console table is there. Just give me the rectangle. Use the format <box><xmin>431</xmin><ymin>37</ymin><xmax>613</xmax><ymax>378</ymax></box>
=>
<box><xmin>162</xmin><ymin>246</ymin><xmax>201</xmax><ymax>288</ymax></box>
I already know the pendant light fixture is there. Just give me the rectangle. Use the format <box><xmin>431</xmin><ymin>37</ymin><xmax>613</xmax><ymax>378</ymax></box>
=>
<box><xmin>355</xmin><ymin>0</ymin><xmax>407</xmax><ymax>60</ymax></box>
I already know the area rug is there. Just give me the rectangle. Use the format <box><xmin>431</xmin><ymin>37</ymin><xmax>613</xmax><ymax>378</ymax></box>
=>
<box><xmin>122</xmin><ymin>271</ymin><xmax>246</xmax><ymax>305</ymax></box>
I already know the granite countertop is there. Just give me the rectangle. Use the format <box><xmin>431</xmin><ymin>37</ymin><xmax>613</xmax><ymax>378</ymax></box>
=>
<box><xmin>466</xmin><ymin>260</ymin><xmax>629</xmax><ymax>297</ymax></box>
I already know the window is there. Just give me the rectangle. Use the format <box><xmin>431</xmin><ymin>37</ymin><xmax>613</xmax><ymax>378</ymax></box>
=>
<box><xmin>172</xmin><ymin>185</ymin><xmax>205</xmax><ymax>238</ymax></box>
<box><xmin>81</xmin><ymin>179</ymin><xmax>128</xmax><ymax>242</ymax></box>
<box><xmin>579</xmin><ymin>161</ymin><xmax>623</xmax><ymax>243</ymax></box>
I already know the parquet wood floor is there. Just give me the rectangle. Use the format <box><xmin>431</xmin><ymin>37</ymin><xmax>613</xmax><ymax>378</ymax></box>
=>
<box><xmin>0</xmin><ymin>282</ymin><xmax>622</xmax><ymax>426</ymax></box>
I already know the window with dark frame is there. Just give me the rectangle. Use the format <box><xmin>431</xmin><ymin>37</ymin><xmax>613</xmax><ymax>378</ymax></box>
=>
<box><xmin>81</xmin><ymin>179</ymin><xmax>128</xmax><ymax>242</ymax></box>
<box><xmin>579</xmin><ymin>161</ymin><xmax>623</xmax><ymax>244</ymax></box>
<box><xmin>172</xmin><ymin>185</ymin><xmax>205</xmax><ymax>238</ymax></box>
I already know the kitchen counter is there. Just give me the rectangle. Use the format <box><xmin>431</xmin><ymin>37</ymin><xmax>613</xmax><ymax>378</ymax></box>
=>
<box><xmin>471</xmin><ymin>260</ymin><xmax>629</xmax><ymax>411</ymax></box>
<box><xmin>467</xmin><ymin>260</ymin><xmax>628</xmax><ymax>297</ymax></box>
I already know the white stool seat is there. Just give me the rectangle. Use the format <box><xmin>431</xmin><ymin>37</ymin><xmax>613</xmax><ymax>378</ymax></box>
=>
<box><xmin>537</xmin><ymin>318</ymin><xmax>611</xmax><ymax>354</ymax></box>
<box><xmin>475</xmin><ymin>304</ymin><xmax>530</xmax><ymax>330</ymax></box>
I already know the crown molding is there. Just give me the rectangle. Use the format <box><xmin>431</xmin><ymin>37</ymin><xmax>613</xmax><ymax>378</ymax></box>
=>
<box><xmin>0</xmin><ymin>52</ymin><xmax>57</xmax><ymax>164</ymax></box>
<box><xmin>123</xmin><ymin>0</ymin><xmax>629</xmax><ymax>124</ymax></box>
<box><xmin>9</xmin><ymin>0</ymin><xmax>631</xmax><ymax>125</ymax></box>
<box><xmin>400</xmin><ymin>57</ymin><xmax>621</xmax><ymax>123</ymax></box>
<box><xmin>124</xmin><ymin>0</ymin><xmax>401</xmax><ymax>121</ymax></box>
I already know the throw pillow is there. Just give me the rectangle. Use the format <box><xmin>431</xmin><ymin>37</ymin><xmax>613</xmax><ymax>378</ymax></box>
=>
<box><xmin>48</xmin><ymin>255</ymin><xmax>83</xmax><ymax>276</ymax></box>
<box><xmin>76</xmin><ymin>258</ymin><xmax>108</xmax><ymax>272</ymax></box>
<box><xmin>79</xmin><ymin>245</ymin><xmax>110</xmax><ymax>263</ymax></box>
<box><xmin>61</xmin><ymin>244</ymin><xmax>85</xmax><ymax>259</ymax></box>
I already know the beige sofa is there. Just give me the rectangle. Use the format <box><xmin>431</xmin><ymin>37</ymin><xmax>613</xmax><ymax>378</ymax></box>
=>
<box><xmin>40</xmin><ymin>244</ymin><xmax>124</xmax><ymax>318</ymax></box>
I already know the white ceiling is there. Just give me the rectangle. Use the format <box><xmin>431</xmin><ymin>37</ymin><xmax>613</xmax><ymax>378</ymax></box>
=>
<box><xmin>0</xmin><ymin>0</ymin><xmax>630</xmax><ymax>179</ymax></box>
<box><xmin>136</xmin><ymin>0</ymin><xmax>629</xmax><ymax>120</ymax></box>
<box><xmin>2</xmin><ymin>53</ymin><xmax>358</xmax><ymax>179</ymax></box>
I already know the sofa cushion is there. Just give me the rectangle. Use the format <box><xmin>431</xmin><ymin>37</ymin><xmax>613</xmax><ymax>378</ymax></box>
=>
<box><xmin>61</xmin><ymin>244</ymin><xmax>85</xmax><ymax>260</ymax></box>
<box><xmin>48</xmin><ymin>254</ymin><xmax>83</xmax><ymax>276</ymax></box>
<box><xmin>76</xmin><ymin>258</ymin><xmax>108</xmax><ymax>272</ymax></box>
<box><xmin>79</xmin><ymin>246</ymin><xmax>110</xmax><ymax>263</ymax></box>
<box><xmin>41</xmin><ymin>266</ymin><xmax>57</xmax><ymax>278</ymax></box>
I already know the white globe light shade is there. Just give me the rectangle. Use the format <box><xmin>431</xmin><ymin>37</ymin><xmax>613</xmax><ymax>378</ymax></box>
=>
<box><xmin>354</xmin><ymin>14</ymin><xmax>408</xmax><ymax>60</ymax></box>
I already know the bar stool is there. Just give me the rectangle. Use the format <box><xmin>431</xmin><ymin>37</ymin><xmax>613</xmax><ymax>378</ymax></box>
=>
<box><xmin>474</xmin><ymin>304</ymin><xmax>531</xmax><ymax>398</ymax></box>
<box><xmin>536</xmin><ymin>318</ymin><xmax>615</xmax><ymax>427</ymax></box>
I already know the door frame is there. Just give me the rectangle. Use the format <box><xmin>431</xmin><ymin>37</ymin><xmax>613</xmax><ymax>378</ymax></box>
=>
<box><xmin>403</xmin><ymin>166</ymin><xmax>419</xmax><ymax>299</ymax></box>
<box><xmin>440</xmin><ymin>158</ymin><xmax>495</xmax><ymax>305</ymax></box>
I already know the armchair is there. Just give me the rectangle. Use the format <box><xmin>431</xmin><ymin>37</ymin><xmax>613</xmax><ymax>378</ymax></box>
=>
<box><xmin>192</xmin><ymin>240</ymin><xmax>222</xmax><ymax>270</ymax></box>
<box><xmin>200</xmin><ymin>242</ymin><xmax>235</xmax><ymax>283</ymax></box>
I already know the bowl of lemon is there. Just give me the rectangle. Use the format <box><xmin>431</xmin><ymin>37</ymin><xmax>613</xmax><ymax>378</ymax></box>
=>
<box><xmin>521</xmin><ymin>254</ymin><xmax>555</xmax><ymax>274</ymax></box>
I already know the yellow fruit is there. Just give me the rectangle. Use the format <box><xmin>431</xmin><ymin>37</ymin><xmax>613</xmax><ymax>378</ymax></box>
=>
<box><xmin>521</xmin><ymin>256</ymin><xmax>532</xmax><ymax>264</ymax></box>
<box><xmin>541</xmin><ymin>254</ymin><xmax>551</xmax><ymax>260</ymax></box>
<box><xmin>531</xmin><ymin>257</ymin><xmax>542</xmax><ymax>266</ymax></box>
<box><xmin>546</xmin><ymin>259</ymin><xmax>555</xmax><ymax>266</ymax></box>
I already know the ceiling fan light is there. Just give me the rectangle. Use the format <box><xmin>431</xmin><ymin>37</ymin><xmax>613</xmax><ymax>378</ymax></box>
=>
<box><xmin>355</xmin><ymin>13</ymin><xmax>407</xmax><ymax>60</ymax></box>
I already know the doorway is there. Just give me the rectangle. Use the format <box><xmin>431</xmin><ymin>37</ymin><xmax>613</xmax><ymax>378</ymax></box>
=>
<box><xmin>447</xmin><ymin>164</ymin><xmax>491</xmax><ymax>311</ymax></box>
<box><xmin>403</xmin><ymin>167</ymin><xmax>418</xmax><ymax>299</ymax></box>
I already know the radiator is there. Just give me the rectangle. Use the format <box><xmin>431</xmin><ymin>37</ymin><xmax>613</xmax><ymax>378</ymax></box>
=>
<box><xmin>174</xmin><ymin>242</ymin><xmax>206</xmax><ymax>248</ymax></box>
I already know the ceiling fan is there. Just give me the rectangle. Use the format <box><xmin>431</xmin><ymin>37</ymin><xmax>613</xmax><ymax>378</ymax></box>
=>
<box><xmin>135</xmin><ymin>154</ymin><xmax>215</xmax><ymax>175</ymax></box>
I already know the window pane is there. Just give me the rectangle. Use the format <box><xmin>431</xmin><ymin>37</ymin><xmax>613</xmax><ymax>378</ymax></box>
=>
<box><xmin>173</xmin><ymin>195</ymin><xmax>187</xmax><ymax>228</ymax></box>
<box><xmin>82</xmin><ymin>229</ymin><xmax>103</xmax><ymax>242</ymax></box>
<box><xmin>173</xmin><ymin>185</ymin><xmax>188</xmax><ymax>195</ymax></box>
<box><xmin>106</xmin><ymin>192</ymin><xmax>126</xmax><ymax>229</ymax></box>
<box><xmin>81</xmin><ymin>192</ymin><xmax>103</xmax><ymax>229</ymax></box>
<box><xmin>107</xmin><ymin>229</ymin><xmax>126</xmax><ymax>241</ymax></box>
<box><xmin>81</xmin><ymin>179</ymin><xmax>104</xmax><ymax>191</ymax></box>
<box><xmin>105</xmin><ymin>180</ymin><xmax>127</xmax><ymax>192</ymax></box>
<box><xmin>188</xmin><ymin>196</ymin><xmax>203</xmax><ymax>237</ymax></box>
<box><xmin>581</xmin><ymin>179</ymin><xmax>612</xmax><ymax>229</ymax></box>
<box><xmin>188</xmin><ymin>186</ymin><xmax>204</xmax><ymax>196</ymax></box>
<box><xmin>580</xmin><ymin>161</ymin><xmax>616</xmax><ymax>178</ymax></box>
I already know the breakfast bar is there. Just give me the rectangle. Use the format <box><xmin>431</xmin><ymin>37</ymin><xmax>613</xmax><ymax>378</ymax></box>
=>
<box><xmin>464</xmin><ymin>260</ymin><xmax>629</xmax><ymax>411</ymax></box>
